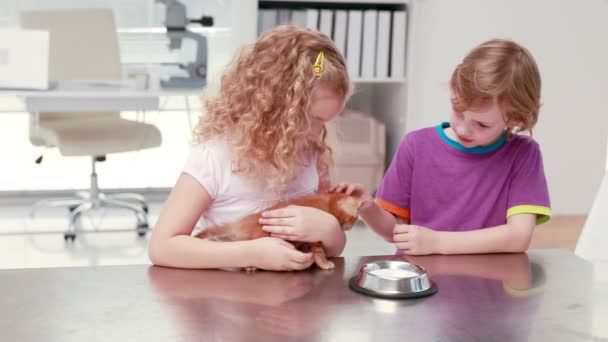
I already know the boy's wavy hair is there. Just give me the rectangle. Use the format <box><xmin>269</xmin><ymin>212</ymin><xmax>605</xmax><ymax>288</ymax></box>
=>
<box><xmin>450</xmin><ymin>39</ymin><xmax>542</xmax><ymax>137</ymax></box>
<box><xmin>194</xmin><ymin>25</ymin><xmax>351</xmax><ymax>192</ymax></box>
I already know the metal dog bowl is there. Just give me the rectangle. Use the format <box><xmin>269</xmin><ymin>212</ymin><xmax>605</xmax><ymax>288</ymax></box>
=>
<box><xmin>349</xmin><ymin>260</ymin><xmax>437</xmax><ymax>299</ymax></box>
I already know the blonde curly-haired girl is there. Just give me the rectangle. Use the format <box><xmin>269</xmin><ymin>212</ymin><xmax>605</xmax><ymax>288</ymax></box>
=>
<box><xmin>149</xmin><ymin>25</ymin><xmax>352</xmax><ymax>271</ymax></box>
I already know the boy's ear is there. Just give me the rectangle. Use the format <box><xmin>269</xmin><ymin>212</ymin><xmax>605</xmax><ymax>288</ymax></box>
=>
<box><xmin>506</xmin><ymin>118</ymin><xmax>521</xmax><ymax>130</ymax></box>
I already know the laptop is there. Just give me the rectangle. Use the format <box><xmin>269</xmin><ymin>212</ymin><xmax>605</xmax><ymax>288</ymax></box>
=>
<box><xmin>0</xmin><ymin>29</ymin><xmax>49</xmax><ymax>90</ymax></box>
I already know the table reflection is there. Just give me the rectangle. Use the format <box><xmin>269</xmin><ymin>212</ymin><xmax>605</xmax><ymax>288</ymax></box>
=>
<box><xmin>145</xmin><ymin>251</ymin><xmax>595</xmax><ymax>342</ymax></box>
<box><xmin>147</xmin><ymin>260</ymin><xmax>345</xmax><ymax>340</ymax></box>
<box><xmin>346</xmin><ymin>253</ymin><xmax>546</xmax><ymax>341</ymax></box>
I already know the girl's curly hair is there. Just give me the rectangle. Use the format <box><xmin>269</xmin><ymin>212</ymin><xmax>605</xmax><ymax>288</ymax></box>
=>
<box><xmin>194</xmin><ymin>25</ymin><xmax>351</xmax><ymax>192</ymax></box>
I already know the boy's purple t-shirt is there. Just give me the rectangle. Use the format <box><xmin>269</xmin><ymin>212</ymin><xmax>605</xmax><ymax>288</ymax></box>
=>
<box><xmin>376</xmin><ymin>123</ymin><xmax>551</xmax><ymax>231</ymax></box>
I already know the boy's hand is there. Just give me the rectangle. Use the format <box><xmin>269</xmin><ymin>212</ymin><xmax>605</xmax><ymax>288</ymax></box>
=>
<box><xmin>393</xmin><ymin>224</ymin><xmax>439</xmax><ymax>255</ymax></box>
<box><xmin>249</xmin><ymin>237</ymin><xmax>314</xmax><ymax>271</ymax></box>
<box><xmin>329</xmin><ymin>183</ymin><xmax>373</xmax><ymax>208</ymax></box>
<box><xmin>260</xmin><ymin>206</ymin><xmax>341</xmax><ymax>242</ymax></box>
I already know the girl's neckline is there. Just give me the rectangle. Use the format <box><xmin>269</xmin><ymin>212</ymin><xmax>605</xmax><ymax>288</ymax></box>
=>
<box><xmin>435</xmin><ymin>122</ymin><xmax>506</xmax><ymax>154</ymax></box>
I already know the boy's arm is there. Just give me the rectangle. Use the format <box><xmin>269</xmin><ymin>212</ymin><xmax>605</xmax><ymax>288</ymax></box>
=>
<box><xmin>357</xmin><ymin>198</ymin><xmax>399</xmax><ymax>242</ymax></box>
<box><xmin>357</xmin><ymin>193</ymin><xmax>537</xmax><ymax>254</ymax></box>
<box><xmin>433</xmin><ymin>213</ymin><xmax>536</xmax><ymax>254</ymax></box>
<box><xmin>390</xmin><ymin>213</ymin><xmax>537</xmax><ymax>255</ymax></box>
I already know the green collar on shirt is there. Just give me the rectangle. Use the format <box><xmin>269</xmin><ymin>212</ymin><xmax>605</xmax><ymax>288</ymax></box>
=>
<box><xmin>436</xmin><ymin>122</ymin><xmax>506</xmax><ymax>154</ymax></box>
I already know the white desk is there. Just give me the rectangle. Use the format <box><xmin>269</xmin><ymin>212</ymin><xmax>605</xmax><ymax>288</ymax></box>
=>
<box><xmin>0</xmin><ymin>87</ymin><xmax>202</xmax><ymax>112</ymax></box>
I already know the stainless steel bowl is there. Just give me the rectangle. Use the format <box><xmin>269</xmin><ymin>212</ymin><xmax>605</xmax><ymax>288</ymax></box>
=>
<box><xmin>349</xmin><ymin>260</ymin><xmax>437</xmax><ymax>299</ymax></box>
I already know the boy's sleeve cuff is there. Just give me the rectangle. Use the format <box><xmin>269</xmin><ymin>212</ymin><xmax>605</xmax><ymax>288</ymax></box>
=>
<box><xmin>376</xmin><ymin>198</ymin><xmax>410</xmax><ymax>219</ymax></box>
<box><xmin>507</xmin><ymin>205</ymin><xmax>551</xmax><ymax>225</ymax></box>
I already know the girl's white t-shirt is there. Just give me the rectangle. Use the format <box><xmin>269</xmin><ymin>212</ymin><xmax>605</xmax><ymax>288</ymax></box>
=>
<box><xmin>182</xmin><ymin>140</ymin><xmax>319</xmax><ymax>234</ymax></box>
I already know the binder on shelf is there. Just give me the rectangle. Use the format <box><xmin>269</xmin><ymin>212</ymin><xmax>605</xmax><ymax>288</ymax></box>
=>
<box><xmin>285</xmin><ymin>8</ymin><xmax>319</xmax><ymax>29</ymax></box>
<box><xmin>361</xmin><ymin>10</ymin><xmax>378</xmax><ymax>78</ymax></box>
<box><xmin>346</xmin><ymin>10</ymin><xmax>363</xmax><ymax>79</ymax></box>
<box><xmin>330</xmin><ymin>109</ymin><xmax>386</xmax><ymax>193</ymax></box>
<box><xmin>319</xmin><ymin>9</ymin><xmax>333</xmax><ymax>38</ymax></box>
<box><xmin>333</xmin><ymin>10</ymin><xmax>348</xmax><ymax>58</ymax></box>
<box><xmin>305</xmin><ymin>8</ymin><xmax>319</xmax><ymax>30</ymax></box>
<box><xmin>291</xmin><ymin>9</ymin><xmax>308</xmax><ymax>27</ymax></box>
<box><xmin>375</xmin><ymin>11</ymin><xmax>391</xmax><ymax>78</ymax></box>
<box><xmin>391</xmin><ymin>10</ymin><xmax>407</xmax><ymax>79</ymax></box>
<box><xmin>277</xmin><ymin>9</ymin><xmax>291</xmax><ymax>25</ymax></box>
<box><xmin>257</xmin><ymin>9</ymin><xmax>277</xmax><ymax>35</ymax></box>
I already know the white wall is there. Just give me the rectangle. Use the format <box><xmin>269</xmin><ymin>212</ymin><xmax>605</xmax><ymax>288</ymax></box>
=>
<box><xmin>406</xmin><ymin>0</ymin><xmax>608</xmax><ymax>215</ymax></box>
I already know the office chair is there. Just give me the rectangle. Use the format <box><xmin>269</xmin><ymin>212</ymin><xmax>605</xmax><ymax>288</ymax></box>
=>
<box><xmin>575</xmin><ymin>135</ymin><xmax>608</xmax><ymax>261</ymax></box>
<box><xmin>21</xmin><ymin>8</ymin><xmax>162</xmax><ymax>241</ymax></box>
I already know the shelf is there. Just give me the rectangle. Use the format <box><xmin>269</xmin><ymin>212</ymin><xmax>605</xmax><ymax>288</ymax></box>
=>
<box><xmin>260</xmin><ymin>0</ymin><xmax>409</xmax><ymax>8</ymax></box>
<box><xmin>353</xmin><ymin>78</ymin><xmax>406</xmax><ymax>84</ymax></box>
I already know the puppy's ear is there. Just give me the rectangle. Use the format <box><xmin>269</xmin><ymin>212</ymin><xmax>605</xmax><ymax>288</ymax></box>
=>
<box><xmin>336</xmin><ymin>196</ymin><xmax>359</xmax><ymax>217</ymax></box>
<box><xmin>351</xmin><ymin>191</ymin><xmax>363</xmax><ymax>199</ymax></box>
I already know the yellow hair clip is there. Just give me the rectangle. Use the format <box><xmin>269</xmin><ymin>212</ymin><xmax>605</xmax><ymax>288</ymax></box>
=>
<box><xmin>312</xmin><ymin>51</ymin><xmax>324</xmax><ymax>78</ymax></box>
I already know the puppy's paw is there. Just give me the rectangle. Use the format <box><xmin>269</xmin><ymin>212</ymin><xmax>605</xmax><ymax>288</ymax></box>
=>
<box><xmin>315</xmin><ymin>260</ymin><xmax>335</xmax><ymax>270</ymax></box>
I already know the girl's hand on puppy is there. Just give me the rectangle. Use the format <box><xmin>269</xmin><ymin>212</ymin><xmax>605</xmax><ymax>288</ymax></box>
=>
<box><xmin>260</xmin><ymin>206</ymin><xmax>341</xmax><ymax>242</ymax></box>
<box><xmin>249</xmin><ymin>237</ymin><xmax>314</xmax><ymax>271</ymax></box>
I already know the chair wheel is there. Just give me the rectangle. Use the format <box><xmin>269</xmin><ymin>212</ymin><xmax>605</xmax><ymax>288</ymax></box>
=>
<box><xmin>143</xmin><ymin>206</ymin><xmax>149</xmax><ymax>214</ymax></box>
<box><xmin>64</xmin><ymin>233</ymin><xmax>76</xmax><ymax>242</ymax></box>
<box><xmin>68</xmin><ymin>205</ymin><xmax>78</xmax><ymax>212</ymax></box>
<box><xmin>136</xmin><ymin>223</ymin><xmax>149</xmax><ymax>237</ymax></box>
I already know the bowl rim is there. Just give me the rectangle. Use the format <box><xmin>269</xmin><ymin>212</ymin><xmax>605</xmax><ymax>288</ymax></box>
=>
<box><xmin>348</xmin><ymin>260</ymin><xmax>438</xmax><ymax>299</ymax></box>
<box><xmin>348</xmin><ymin>276</ymin><xmax>438</xmax><ymax>299</ymax></box>
<box><xmin>362</xmin><ymin>260</ymin><xmax>427</xmax><ymax>279</ymax></box>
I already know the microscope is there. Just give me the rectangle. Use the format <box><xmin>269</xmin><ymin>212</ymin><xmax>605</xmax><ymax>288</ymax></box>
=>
<box><xmin>156</xmin><ymin>0</ymin><xmax>213</xmax><ymax>88</ymax></box>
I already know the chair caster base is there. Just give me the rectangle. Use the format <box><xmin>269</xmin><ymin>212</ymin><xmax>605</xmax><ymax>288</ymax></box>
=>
<box><xmin>64</xmin><ymin>233</ymin><xmax>76</xmax><ymax>242</ymax></box>
<box><xmin>136</xmin><ymin>223</ymin><xmax>149</xmax><ymax>237</ymax></box>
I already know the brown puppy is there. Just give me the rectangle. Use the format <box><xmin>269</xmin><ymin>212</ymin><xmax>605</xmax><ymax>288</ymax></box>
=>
<box><xmin>196</xmin><ymin>192</ymin><xmax>360</xmax><ymax>270</ymax></box>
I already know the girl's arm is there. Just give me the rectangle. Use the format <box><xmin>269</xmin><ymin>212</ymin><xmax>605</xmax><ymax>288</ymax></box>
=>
<box><xmin>311</xmin><ymin>212</ymin><xmax>346</xmax><ymax>257</ymax></box>
<box><xmin>148</xmin><ymin>173</ymin><xmax>313</xmax><ymax>270</ymax></box>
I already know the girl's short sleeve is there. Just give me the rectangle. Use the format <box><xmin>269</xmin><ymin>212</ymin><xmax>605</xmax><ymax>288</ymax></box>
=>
<box><xmin>182</xmin><ymin>143</ymin><xmax>225</xmax><ymax>199</ymax></box>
